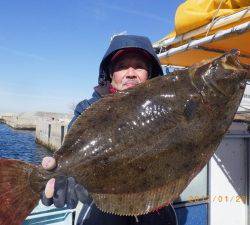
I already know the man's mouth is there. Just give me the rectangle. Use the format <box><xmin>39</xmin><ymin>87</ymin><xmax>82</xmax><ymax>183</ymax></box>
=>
<box><xmin>124</xmin><ymin>83</ymin><xmax>137</xmax><ymax>88</ymax></box>
<box><xmin>123</xmin><ymin>81</ymin><xmax>139</xmax><ymax>88</ymax></box>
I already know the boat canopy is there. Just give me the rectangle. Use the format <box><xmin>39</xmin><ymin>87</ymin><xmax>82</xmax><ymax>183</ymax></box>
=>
<box><xmin>154</xmin><ymin>0</ymin><xmax>250</xmax><ymax>67</ymax></box>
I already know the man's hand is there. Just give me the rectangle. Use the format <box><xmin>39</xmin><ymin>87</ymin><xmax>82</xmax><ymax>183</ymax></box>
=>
<box><xmin>40</xmin><ymin>156</ymin><xmax>92</xmax><ymax>209</ymax></box>
<box><xmin>42</xmin><ymin>157</ymin><xmax>56</xmax><ymax>198</ymax></box>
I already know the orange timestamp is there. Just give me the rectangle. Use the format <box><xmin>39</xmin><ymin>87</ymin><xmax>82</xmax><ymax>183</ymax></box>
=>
<box><xmin>188</xmin><ymin>195</ymin><xmax>247</xmax><ymax>203</ymax></box>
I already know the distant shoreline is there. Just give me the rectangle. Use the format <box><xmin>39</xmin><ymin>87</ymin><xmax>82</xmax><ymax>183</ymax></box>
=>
<box><xmin>0</xmin><ymin>121</ymin><xmax>35</xmax><ymax>131</ymax></box>
<box><xmin>0</xmin><ymin>112</ymin><xmax>71</xmax><ymax>151</ymax></box>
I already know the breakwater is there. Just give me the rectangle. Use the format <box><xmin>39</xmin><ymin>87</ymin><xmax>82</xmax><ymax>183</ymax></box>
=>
<box><xmin>0</xmin><ymin>112</ymin><xmax>36</xmax><ymax>130</ymax></box>
<box><xmin>0</xmin><ymin>112</ymin><xmax>72</xmax><ymax>151</ymax></box>
<box><xmin>36</xmin><ymin>115</ymin><xmax>71</xmax><ymax>151</ymax></box>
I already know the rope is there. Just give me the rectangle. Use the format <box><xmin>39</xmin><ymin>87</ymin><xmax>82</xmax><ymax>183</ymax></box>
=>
<box><xmin>239</xmin><ymin>7</ymin><xmax>249</xmax><ymax>20</ymax></box>
<box><xmin>206</xmin><ymin>0</ymin><xmax>226</xmax><ymax>36</ymax></box>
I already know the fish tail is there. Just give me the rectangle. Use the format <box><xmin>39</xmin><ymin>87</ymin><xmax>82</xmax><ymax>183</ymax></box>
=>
<box><xmin>0</xmin><ymin>158</ymin><xmax>41</xmax><ymax>225</ymax></box>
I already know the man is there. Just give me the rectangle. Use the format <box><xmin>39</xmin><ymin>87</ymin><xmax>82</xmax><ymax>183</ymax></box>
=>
<box><xmin>41</xmin><ymin>35</ymin><xmax>178</xmax><ymax>225</ymax></box>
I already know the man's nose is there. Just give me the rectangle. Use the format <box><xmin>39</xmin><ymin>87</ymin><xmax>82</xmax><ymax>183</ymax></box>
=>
<box><xmin>125</xmin><ymin>67</ymin><xmax>137</xmax><ymax>78</ymax></box>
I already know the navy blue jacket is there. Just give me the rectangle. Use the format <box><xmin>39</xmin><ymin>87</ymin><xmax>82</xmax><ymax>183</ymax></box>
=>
<box><xmin>68</xmin><ymin>85</ymin><xmax>178</xmax><ymax>225</ymax></box>
<box><xmin>68</xmin><ymin>90</ymin><xmax>102</xmax><ymax>129</ymax></box>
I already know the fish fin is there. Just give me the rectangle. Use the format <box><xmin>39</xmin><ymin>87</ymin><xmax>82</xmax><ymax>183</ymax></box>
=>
<box><xmin>91</xmin><ymin>176</ymin><xmax>190</xmax><ymax>216</ymax></box>
<box><xmin>0</xmin><ymin>158</ymin><xmax>40</xmax><ymax>225</ymax></box>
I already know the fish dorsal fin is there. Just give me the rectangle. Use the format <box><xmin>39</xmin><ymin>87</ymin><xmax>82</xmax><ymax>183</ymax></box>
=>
<box><xmin>91</xmin><ymin>176</ymin><xmax>189</xmax><ymax>216</ymax></box>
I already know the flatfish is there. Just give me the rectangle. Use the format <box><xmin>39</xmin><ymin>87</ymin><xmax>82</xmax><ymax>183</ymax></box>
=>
<box><xmin>0</xmin><ymin>50</ymin><xmax>249</xmax><ymax>225</ymax></box>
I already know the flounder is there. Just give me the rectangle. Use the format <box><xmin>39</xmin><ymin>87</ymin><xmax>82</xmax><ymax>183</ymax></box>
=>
<box><xmin>0</xmin><ymin>50</ymin><xmax>249</xmax><ymax>224</ymax></box>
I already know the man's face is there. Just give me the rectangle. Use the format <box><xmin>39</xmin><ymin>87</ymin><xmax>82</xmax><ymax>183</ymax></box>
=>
<box><xmin>110</xmin><ymin>53</ymin><xmax>149</xmax><ymax>91</ymax></box>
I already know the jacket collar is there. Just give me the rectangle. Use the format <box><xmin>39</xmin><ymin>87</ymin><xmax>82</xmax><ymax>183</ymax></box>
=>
<box><xmin>94</xmin><ymin>84</ymin><xmax>110</xmax><ymax>97</ymax></box>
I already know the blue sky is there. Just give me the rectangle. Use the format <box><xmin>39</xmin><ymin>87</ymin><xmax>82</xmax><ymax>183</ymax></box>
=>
<box><xmin>0</xmin><ymin>0</ymin><xmax>183</xmax><ymax>113</ymax></box>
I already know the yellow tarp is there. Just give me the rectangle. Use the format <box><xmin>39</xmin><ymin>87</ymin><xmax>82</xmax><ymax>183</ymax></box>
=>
<box><xmin>156</xmin><ymin>0</ymin><xmax>250</xmax><ymax>66</ymax></box>
<box><xmin>175</xmin><ymin>0</ymin><xmax>250</xmax><ymax>35</ymax></box>
<box><xmin>159</xmin><ymin>29</ymin><xmax>250</xmax><ymax>66</ymax></box>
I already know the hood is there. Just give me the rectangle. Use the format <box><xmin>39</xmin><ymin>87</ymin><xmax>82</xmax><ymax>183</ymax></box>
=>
<box><xmin>99</xmin><ymin>35</ymin><xmax>163</xmax><ymax>85</ymax></box>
